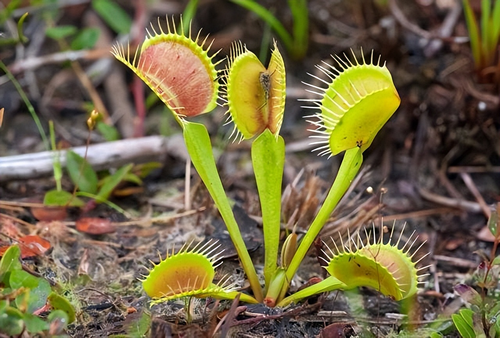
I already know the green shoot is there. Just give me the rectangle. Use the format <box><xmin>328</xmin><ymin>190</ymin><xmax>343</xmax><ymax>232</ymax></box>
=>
<box><xmin>463</xmin><ymin>0</ymin><xmax>500</xmax><ymax>76</ymax></box>
<box><xmin>49</xmin><ymin>121</ymin><xmax>62</xmax><ymax>192</ymax></box>
<box><xmin>180</xmin><ymin>0</ymin><xmax>200</xmax><ymax>33</ymax></box>
<box><xmin>230</xmin><ymin>0</ymin><xmax>309</xmax><ymax>59</ymax></box>
<box><xmin>0</xmin><ymin>60</ymin><xmax>49</xmax><ymax>150</ymax></box>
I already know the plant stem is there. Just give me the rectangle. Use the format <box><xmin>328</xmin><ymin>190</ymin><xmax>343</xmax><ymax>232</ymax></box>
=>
<box><xmin>277</xmin><ymin>276</ymin><xmax>346</xmax><ymax>307</ymax></box>
<box><xmin>183</xmin><ymin>122</ymin><xmax>263</xmax><ymax>301</ymax></box>
<box><xmin>49</xmin><ymin>121</ymin><xmax>62</xmax><ymax>192</ymax></box>
<box><xmin>278</xmin><ymin>147</ymin><xmax>363</xmax><ymax>302</ymax></box>
<box><xmin>0</xmin><ymin>60</ymin><xmax>49</xmax><ymax>150</ymax></box>
<box><xmin>251</xmin><ymin>130</ymin><xmax>285</xmax><ymax>288</ymax></box>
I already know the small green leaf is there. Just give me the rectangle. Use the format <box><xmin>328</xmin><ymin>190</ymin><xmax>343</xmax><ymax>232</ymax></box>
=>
<box><xmin>134</xmin><ymin>162</ymin><xmax>162</xmax><ymax>178</ymax></box>
<box><xmin>487</xmin><ymin>208</ymin><xmax>498</xmax><ymax>238</ymax></box>
<box><xmin>452</xmin><ymin>308</ymin><xmax>477</xmax><ymax>338</ymax></box>
<box><xmin>48</xmin><ymin>292</ymin><xmax>75</xmax><ymax>323</ymax></box>
<box><xmin>71</xmin><ymin>27</ymin><xmax>100</xmax><ymax>50</ymax></box>
<box><xmin>47</xmin><ymin>309</ymin><xmax>70</xmax><ymax>332</ymax></box>
<box><xmin>0</xmin><ymin>245</ymin><xmax>22</xmax><ymax>280</ymax></box>
<box><xmin>23</xmin><ymin>313</ymin><xmax>50</xmax><ymax>333</ymax></box>
<box><xmin>92</xmin><ymin>0</ymin><xmax>132</xmax><ymax>34</ymax></box>
<box><xmin>122</xmin><ymin>172</ymin><xmax>142</xmax><ymax>185</ymax></box>
<box><xmin>10</xmin><ymin>269</ymin><xmax>39</xmax><ymax>289</ymax></box>
<box><xmin>27</xmin><ymin>278</ymin><xmax>51</xmax><ymax>313</ymax></box>
<box><xmin>66</xmin><ymin>150</ymin><xmax>98</xmax><ymax>194</ymax></box>
<box><xmin>10</xmin><ymin>269</ymin><xmax>51</xmax><ymax>313</ymax></box>
<box><xmin>45</xmin><ymin>25</ymin><xmax>78</xmax><ymax>40</ymax></box>
<box><xmin>96</xmin><ymin>121</ymin><xmax>120</xmax><ymax>141</ymax></box>
<box><xmin>97</xmin><ymin>164</ymin><xmax>133</xmax><ymax>201</ymax></box>
<box><xmin>0</xmin><ymin>0</ymin><xmax>22</xmax><ymax>25</ymax></box>
<box><xmin>0</xmin><ymin>306</ymin><xmax>24</xmax><ymax>335</ymax></box>
<box><xmin>126</xmin><ymin>312</ymin><xmax>151</xmax><ymax>338</ymax></box>
<box><xmin>44</xmin><ymin>189</ymin><xmax>85</xmax><ymax>207</ymax></box>
<box><xmin>492</xmin><ymin>255</ymin><xmax>500</xmax><ymax>266</ymax></box>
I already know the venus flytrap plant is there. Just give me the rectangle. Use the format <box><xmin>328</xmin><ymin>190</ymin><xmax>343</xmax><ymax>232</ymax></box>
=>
<box><xmin>113</xmin><ymin>17</ymin><xmax>263</xmax><ymax>301</ymax></box>
<box><xmin>114</xmin><ymin>16</ymin><xmax>424</xmax><ymax>311</ymax></box>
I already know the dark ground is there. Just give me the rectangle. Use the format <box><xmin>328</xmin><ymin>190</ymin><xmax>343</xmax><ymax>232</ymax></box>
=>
<box><xmin>1</xmin><ymin>0</ymin><xmax>500</xmax><ymax>337</ymax></box>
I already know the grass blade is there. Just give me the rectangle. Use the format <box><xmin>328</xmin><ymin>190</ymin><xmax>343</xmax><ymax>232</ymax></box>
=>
<box><xmin>463</xmin><ymin>0</ymin><xmax>483</xmax><ymax>69</ymax></box>
<box><xmin>288</xmin><ymin>0</ymin><xmax>309</xmax><ymax>59</ymax></box>
<box><xmin>230</xmin><ymin>0</ymin><xmax>293</xmax><ymax>53</ymax></box>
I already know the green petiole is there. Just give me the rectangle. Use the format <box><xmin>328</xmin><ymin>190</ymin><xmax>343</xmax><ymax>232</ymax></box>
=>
<box><xmin>277</xmin><ymin>147</ymin><xmax>363</xmax><ymax>303</ymax></box>
<box><xmin>183</xmin><ymin>122</ymin><xmax>263</xmax><ymax>302</ymax></box>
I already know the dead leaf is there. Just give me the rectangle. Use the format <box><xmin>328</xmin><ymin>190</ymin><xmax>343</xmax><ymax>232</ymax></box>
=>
<box><xmin>0</xmin><ymin>235</ymin><xmax>51</xmax><ymax>258</ymax></box>
<box><xmin>76</xmin><ymin>217</ymin><xmax>116</xmax><ymax>235</ymax></box>
<box><xmin>31</xmin><ymin>206</ymin><xmax>67</xmax><ymax>221</ymax></box>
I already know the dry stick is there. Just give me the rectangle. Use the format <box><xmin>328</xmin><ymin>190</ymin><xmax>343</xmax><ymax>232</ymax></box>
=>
<box><xmin>0</xmin><ymin>135</ymin><xmax>177</xmax><ymax>181</ymax></box>
<box><xmin>440</xmin><ymin>145</ymin><xmax>466</xmax><ymax>200</ymax></box>
<box><xmin>131</xmin><ymin>0</ymin><xmax>148</xmax><ymax>137</ymax></box>
<box><xmin>418</xmin><ymin>187</ymin><xmax>483</xmax><ymax>213</ymax></box>
<box><xmin>427</xmin><ymin>230</ymin><xmax>440</xmax><ymax>294</ymax></box>
<box><xmin>433</xmin><ymin>255</ymin><xmax>479</xmax><ymax>269</ymax></box>
<box><xmin>389</xmin><ymin>0</ymin><xmax>468</xmax><ymax>49</ymax></box>
<box><xmin>423</xmin><ymin>0</ymin><xmax>462</xmax><ymax>57</ymax></box>
<box><xmin>217</xmin><ymin>293</ymin><xmax>242</xmax><ymax>337</ymax></box>
<box><xmin>0</xmin><ymin>213</ymin><xmax>36</xmax><ymax>230</ymax></box>
<box><xmin>460</xmin><ymin>172</ymin><xmax>492</xmax><ymax>218</ymax></box>
<box><xmin>388</xmin><ymin>0</ymin><xmax>432</xmax><ymax>40</ymax></box>
<box><xmin>7</xmin><ymin>49</ymin><xmax>110</xmax><ymax>75</ymax></box>
<box><xmin>448</xmin><ymin>166</ymin><xmax>500</xmax><ymax>173</ymax></box>
<box><xmin>378</xmin><ymin>207</ymin><xmax>462</xmax><ymax>222</ymax></box>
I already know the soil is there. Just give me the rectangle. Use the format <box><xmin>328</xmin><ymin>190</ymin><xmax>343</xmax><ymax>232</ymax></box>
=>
<box><xmin>1</xmin><ymin>0</ymin><xmax>500</xmax><ymax>337</ymax></box>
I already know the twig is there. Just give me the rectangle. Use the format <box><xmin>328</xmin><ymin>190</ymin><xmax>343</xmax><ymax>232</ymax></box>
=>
<box><xmin>418</xmin><ymin>187</ymin><xmax>483</xmax><ymax>213</ymax></box>
<box><xmin>423</xmin><ymin>0</ymin><xmax>462</xmax><ymax>57</ymax></box>
<box><xmin>0</xmin><ymin>135</ymin><xmax>187</xmax><ymax>181</ymax></box>
<box><xmin>5</xmin><ymin>49</ymin><xmax>110</xmax><ymax>76</ymax></box>
<box><xmin>389</xmin><ymin>0</ymin><xmax>432</xmax><ymax>40</ymax></box>
<box><xmin>434</xmin><ymin>254</ymin><xmax>478</xmax><ymax>269</ymax></box>
<box><xmin>376</xmin><ymin>207</ymin><xmax>462</xmax><ymax>222</ymax></box>
<box><xmin>389</xmin><ymin>0</ymin><xmax>468</xmax><ymax>49</ymax></box>
<box><xmin>217</xmin><ymin>293</ymin><xmax>243</xmax><ymax>337</ymax></box>
<box><xmin>460</xmin><ymin>172</ymin><xmax>491</xmax><ymax>218</ymax></box>
<box><xmin>448</xmin><ymin>166</ymin><xmax>500</xmax><ymax>173</ymax></box>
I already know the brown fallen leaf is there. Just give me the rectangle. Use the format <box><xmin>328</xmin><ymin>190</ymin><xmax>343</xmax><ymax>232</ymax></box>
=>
<box><xmin>0</xmin><ymin>235</ymin><xmax>51</xmax><ymax>258</ymax></box>
<box><xmin>31</xmin><ymin>206</ymin><xmax>67</xmax><ymax>222</ymax></box>
<box><xmin>76</xmin><ymin>217</ymin><xmax>116</xmax><ymax>235</ymax></box>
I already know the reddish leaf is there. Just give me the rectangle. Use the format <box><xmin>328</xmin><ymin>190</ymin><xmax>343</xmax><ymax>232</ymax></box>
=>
<box><xmin>0</xmin><ymin>235</ymin><xmax>51</xmax><ymax>258</ymax></box>
<box><xmin>76</xmin><ymin>217</ymin><xmax>116</xmax><ymax>235</ymax></box>
<box><xmin>319</xmin><ymin>323</ymin><xmax>354</xmax><ymax>338</ymax></box>
<box><xmin>31</xmin><ymin>206</ymin><xmax>67</xmax><ymax>221</ymax></box>
<box><xmin>18</xmin><ymin>235</ymin><xmax>51</xmax><ymax>258</ymax></box>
